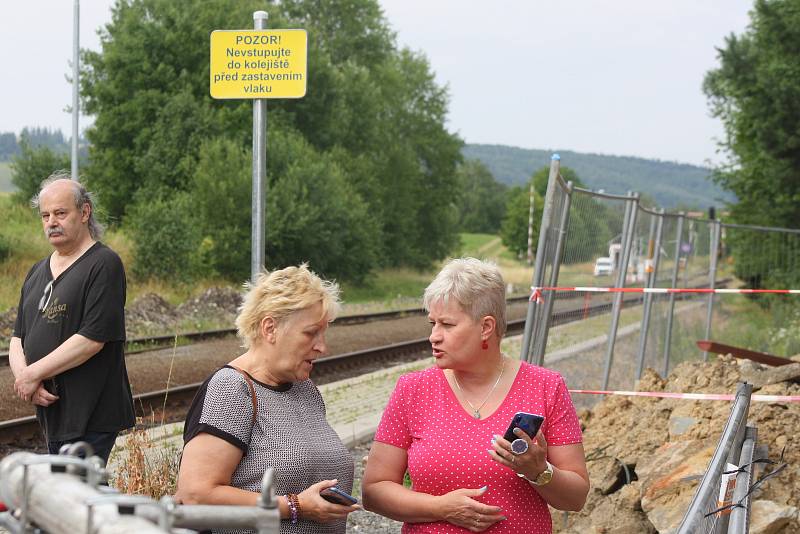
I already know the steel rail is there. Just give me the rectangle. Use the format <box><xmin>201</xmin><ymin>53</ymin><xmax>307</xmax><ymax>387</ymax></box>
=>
<box><xmin>0</xmin><ymin>296</ymin><xmax>532</xmax><ymax>365</ymax></box>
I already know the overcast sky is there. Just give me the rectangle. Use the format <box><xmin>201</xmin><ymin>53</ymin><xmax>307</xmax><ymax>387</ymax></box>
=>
<box><xmin>0</xmin><ymin>1</ymin><xmax>751</xmax><ymax>167</ymax></box>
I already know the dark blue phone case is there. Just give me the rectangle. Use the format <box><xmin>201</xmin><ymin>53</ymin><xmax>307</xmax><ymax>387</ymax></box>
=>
<box><xmin>502</xmin><ymin>412</ymin><xmax>544</xmax><ymax>442</ymax></box>
<box><xmin>321</xmin><ymin>486</ymin><xmax>358</xmax><ymax>505</ymax></box>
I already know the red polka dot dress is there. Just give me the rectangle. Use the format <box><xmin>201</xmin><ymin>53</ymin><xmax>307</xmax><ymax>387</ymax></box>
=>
<box><xmin>374</xmin><ymin>362</ymin><xmax>583</xmax><ymax>533</ymax></box>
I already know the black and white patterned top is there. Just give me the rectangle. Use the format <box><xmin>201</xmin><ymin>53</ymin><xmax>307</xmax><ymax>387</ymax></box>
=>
<box><xmin>184</xmin><ymin>366</ymin><xmax>354</xmax><ymax>534</ymax></box>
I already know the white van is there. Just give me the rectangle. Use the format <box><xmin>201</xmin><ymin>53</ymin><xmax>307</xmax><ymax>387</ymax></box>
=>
<box><xmin>593</xmin><ymin>257</ymin><xmax>613</xmax><ymax>276</ymax></box>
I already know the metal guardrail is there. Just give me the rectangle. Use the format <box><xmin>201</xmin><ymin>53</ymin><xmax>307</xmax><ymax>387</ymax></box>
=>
<box><xmin>0</xmin><ymin>445</ymin><xmax>281</xmax><ymax>533</ymax></box>
<box><xmin>728</xmin><ymin>426</ymin><xmax>757</xmax><ymax>534</ymax></box>
<box><xmin>676</xmin><ymin>382</ymin><xmax>753</xmax><ymax>534</ymax></box>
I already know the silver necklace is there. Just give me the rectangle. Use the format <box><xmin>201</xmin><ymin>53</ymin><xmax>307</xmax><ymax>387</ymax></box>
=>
<box><xmin>452</xmin><ymin>357</ymin><xmax>506</xmax><ymax>419</ymax></box>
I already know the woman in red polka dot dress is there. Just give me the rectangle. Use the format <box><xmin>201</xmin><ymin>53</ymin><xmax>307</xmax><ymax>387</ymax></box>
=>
<box><xmin>362</xmin><ymin>258</ymin><xmax>589</xmax><ymax>533</ymax></box>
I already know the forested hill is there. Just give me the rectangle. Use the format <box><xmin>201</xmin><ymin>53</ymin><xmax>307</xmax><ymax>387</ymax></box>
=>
<box><xmin>463</xmin><ymin>144</ymin><xmax>735</xmax><ymax>209</ymax></box>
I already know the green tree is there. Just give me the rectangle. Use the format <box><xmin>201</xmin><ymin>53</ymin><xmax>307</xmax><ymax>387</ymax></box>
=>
<box><xmin>186</xmin><ymin>137</ymin><xmax>252</xmax><ymax>281</ymax></box>
<box><xmin>501</xmin><ymin>165</ymin><xmax>617</xmax><ymax>264</ymax></box>
<box><xmin>703</xmin><ymin>0</ymin><xmax>800</xmax><ymax>287</ymax></box>
<box><xmin>10</xmin><ymin>137</ymin><xmax>71</xmax><ymax>204</ymax></box>
<box><xmin>126</xmin><ymin>192</ymin><xmax>209</xmax><ymax>280</ymax></box>
<box><xmin>500</xmin><ymin>184</ymin><xmax>541</xmax><ymax>259</ymax></box>
<box><xmin>81</xmin><ymin>0</ymin><xmax>462</xmax><ymax>280</ymax></box>
<box><xmin>501</xmin><ymin>166</ymin><xmax>584</xmax><ymax>258</ymax></box>
<box><xmin>455</xmin><ymin>160</ymin><xmax>507</xmax><ymax>233</ymax></box>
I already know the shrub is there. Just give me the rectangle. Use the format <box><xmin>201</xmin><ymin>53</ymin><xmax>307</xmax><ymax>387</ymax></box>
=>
<box><xmin>125</xmin><ymin>192</ymin><xmax>210</xmax><ymax>281</ymax></box>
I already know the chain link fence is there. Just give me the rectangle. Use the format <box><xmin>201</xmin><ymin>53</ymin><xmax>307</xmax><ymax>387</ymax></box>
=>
<box><xmin>519</xmin><ymin>154</ymin><xmax>798</xmax><ymax>533</ymax></box>
<box><xmin>521</xmin><ymin>155</ymin><xmax>800</xmax><ymax>395</ymax></box>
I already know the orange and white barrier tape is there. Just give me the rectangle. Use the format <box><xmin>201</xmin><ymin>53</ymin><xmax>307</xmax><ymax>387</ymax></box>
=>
<box><xmin>569</xmin><ymin>389</ymin><xmax>800</xmax><ymax>403</ymax></box>
<box><xmin>531</xmin><ymin>285</ymin><xmax>800</xmax><ymax>302</ymax></box>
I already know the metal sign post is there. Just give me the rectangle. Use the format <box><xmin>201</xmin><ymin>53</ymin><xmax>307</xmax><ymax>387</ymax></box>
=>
<box><xmin>251</xmin><ymin>11</ymin><xmax>268</xmax><ymax>283</ymax></box>
<box><xmin>209</xmin><ymin>13</ymin><xmax>308</xmax><ymax>282</ymax></box>
<box><xmin>71</xmin><ymin>0</ymin><xmax>79</xmax><ymax>181</ymax></box>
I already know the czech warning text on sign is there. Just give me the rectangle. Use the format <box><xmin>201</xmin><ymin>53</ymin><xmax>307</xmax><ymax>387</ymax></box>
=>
<box><xmin>210</xmin><ymin>29</ymin><xmax>307</xmax><ymax>99</ymax></box>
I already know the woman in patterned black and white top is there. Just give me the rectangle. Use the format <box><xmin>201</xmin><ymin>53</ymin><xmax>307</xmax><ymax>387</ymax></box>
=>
<box><xmin>176</xmin><ymin>264</ymin><xmax>357</xmax><ymax>534</ymax></box>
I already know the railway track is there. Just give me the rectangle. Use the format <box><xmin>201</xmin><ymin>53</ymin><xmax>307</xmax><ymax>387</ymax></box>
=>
<box><xmin>0</xmin><ymin>295</ymin><xmax>532</xmax><ymax>366</ymax></box>
<box><xmin>0</xmin><ymin>282</ymin><xmax>726</xmax><ymax>447</ymax></box>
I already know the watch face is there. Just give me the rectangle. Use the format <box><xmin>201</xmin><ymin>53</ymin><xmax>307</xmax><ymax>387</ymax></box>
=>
<box><xmin>535</xmin><ymin>464</ymin><xmax>554</xmax><ymax>485</ymax></box>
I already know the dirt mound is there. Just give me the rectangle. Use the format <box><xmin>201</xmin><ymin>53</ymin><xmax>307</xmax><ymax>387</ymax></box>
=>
<box><xmin>125</xmin><ymin>293</ymin><xmax>180</xmax><ymax>338</ymax></box>
<box><xmin>124</xmin><ymin>287</ymin><xmax>243</xmax><ymax>338</ymax></box>
<box><xmin>175</xmin><ymin>286</ymin><xmax>242</xmax><ymax>324</ymax></box>
<box><xmin>557</xmin><ymin>355</ymin><xmax>800</xmax><ymax>533</ymax></box>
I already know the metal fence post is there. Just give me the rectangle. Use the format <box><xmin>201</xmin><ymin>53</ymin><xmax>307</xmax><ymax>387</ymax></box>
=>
<box><xmin>520</xmin><ymin>154</ymin><xmax>561</xmax><ymax>363</ymax></box>
<box><xmin>532</xmin><ymin>181</ymin><xmax>574</xmax><ymax>365</ymax></box>
<box><xmin>702</xmin><ymin>220</ymin><xmax>722</xmax><ymax>360</ymax></box>
<box><xmin>683</xmin><ymin>219</ymin><xmax>695</xmax><ymax>287</ymax></box>
<box><xmin>251</xmin><ymin>11</ymin><xmax>268</xmax><ymax>282</ymax></box>
<box><xmin>601</xmin><ymin>192</ymin><xmax>639</xmax><ymax>391</ymax></box>
<box><xmin>635</xmin><ymin>209</ymin><xmax>665</xmax><ymax>380</ymax></box>
<box><xmin>662</xmin><ymin>213</ymin><xmax>685</xmax><ymax>377</ymax></box>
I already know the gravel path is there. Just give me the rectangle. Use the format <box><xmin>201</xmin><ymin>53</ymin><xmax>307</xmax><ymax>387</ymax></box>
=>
<box><xmin>346</xmin><ymin>440</ymin><xmax>402</xmax><ymax>534</ymax></box>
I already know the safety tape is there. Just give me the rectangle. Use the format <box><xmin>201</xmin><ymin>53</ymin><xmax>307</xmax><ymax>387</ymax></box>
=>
<box><xmin>569</xmin><ymin>389</ymin><xmax>800</xmax><ymax>403</ymax></box>
<box><xmin>530</xmin><ymin>286</ymin><xmax>800</xmax><ymax>301</ymax></box>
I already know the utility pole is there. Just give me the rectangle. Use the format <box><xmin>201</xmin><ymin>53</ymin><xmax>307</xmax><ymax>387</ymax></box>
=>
<box><xmin>526</xmin><ymin>180</ymin><xmax>535</xmax><ymax>265</ymax></box>
<box><xmin>71</xmin><ymin>0</ymin><xmax>80</xmax><ymax>181</ymax></box>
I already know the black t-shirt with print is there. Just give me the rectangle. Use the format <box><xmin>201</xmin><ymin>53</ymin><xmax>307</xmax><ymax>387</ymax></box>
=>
<box><xmin>13</xmin><ymin>242</ymin><xmax>135</xmax><ymax>441</ymax></box>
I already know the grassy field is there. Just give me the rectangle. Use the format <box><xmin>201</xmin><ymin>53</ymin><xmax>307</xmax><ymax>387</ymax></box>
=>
<box><xmin>338</xmin><ymin>233</ymin><xmax>533</xmax><ymax>309</ymax></box>
<box><xmin>0</xmin><ymin>162</ymin><xmax>14</xmax><ymax>193</ymax></box>
<box><xmin>0</xmin><ymin>193</ymin><xmax>52</xmax><ymax>310</ymax></box>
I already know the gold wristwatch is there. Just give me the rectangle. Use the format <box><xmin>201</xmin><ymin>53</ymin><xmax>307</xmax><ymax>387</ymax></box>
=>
<box><xmin>518</xmin><ymin>460</ymin><xmax>554</xmax><ymax>486</ymax></box>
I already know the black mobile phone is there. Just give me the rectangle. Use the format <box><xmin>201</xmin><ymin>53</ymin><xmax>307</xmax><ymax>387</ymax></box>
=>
<box><xmin>502</xmin><ymin>412</ymin><xmax>544</xmax><ymax>443</ymax></box>
<box><xmin>320</xmin><ymin>486</ymin><xmax>358</xmax><ymax>506</ymax></box>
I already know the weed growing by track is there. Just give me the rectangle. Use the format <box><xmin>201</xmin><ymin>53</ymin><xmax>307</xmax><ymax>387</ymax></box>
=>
<box><xmin>109</xmin><ymin>415</ymin><xmax>181</xmax><ymax>499</ymax></box>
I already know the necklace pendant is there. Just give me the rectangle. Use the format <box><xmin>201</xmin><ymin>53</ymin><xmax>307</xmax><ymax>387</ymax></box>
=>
<box><xmin>473</xmin><ymin>410</ymin><xmax>481</xmax><ymax>419</ymax></box>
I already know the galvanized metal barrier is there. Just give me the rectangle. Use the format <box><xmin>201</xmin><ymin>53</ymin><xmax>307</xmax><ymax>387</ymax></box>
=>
<box><xmin>676</xmin><ymin>382</ymin><xmax>753</xmax><ymax>534</ymax></box>
<box><xmin>727</xmin><ymin>426</ymin><xmax>758</xmax><ymax>534</ymax></box>
<box><xmin>520</xmin><ymin>154</ymin><xmax>800</xmax><ymax>395</ymax></box>
<box><xmin>0</xmin><ymin>443</ymin><xmax>280</xmax><ymax>533</ymax></box>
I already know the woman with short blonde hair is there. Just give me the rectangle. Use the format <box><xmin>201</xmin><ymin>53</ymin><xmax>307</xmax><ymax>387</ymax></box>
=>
<box><xmin>236</xmin><ymin>264</ymin><xmax>341</xmax><ymax>348</ymax></box>
<box><xmin>177</xmin><ymin>264</ymin><xmax>357</xmax><ymax>534</ymax></box>
<box><xmin>364</xmin><ymin>258</ymin><xmax>589</xmax><ymax>533</ymax></box>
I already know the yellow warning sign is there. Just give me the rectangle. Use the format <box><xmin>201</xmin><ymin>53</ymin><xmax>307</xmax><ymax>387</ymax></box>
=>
<box><xmin>210</xmin><ymin>30</ymin><xmax>307</xmax><ymax>99</ymax></box>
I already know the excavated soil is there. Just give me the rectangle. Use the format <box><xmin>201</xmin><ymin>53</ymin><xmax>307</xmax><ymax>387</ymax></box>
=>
<box><xmin>555</xmin><ymin>355</ymin><xmax>800</xmax><ymax>533</ymax></box>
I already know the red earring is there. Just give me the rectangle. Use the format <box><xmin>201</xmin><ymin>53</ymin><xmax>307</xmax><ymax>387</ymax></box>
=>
<box><xmin>481</xmin><ymin>340</ymin><xmax>488</xmax><ymax>350</ymax></box>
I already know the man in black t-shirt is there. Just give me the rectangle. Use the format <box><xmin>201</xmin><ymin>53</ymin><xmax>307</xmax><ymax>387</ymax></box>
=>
<box><xmin>10</xmin><ymin>174</ymin><xmax>134</xmax><ymax>463</ymax></box>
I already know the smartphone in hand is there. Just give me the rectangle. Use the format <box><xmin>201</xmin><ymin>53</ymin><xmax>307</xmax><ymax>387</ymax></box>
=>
<box><xmin>320</xmin><ymin>486</ymin><xmax>358</xmax><ymax>506</ymax></box>
<box><xmin>502</xmin><ymin>412</ymin><xmax>544</xmax><ymax>443</ymax></box>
